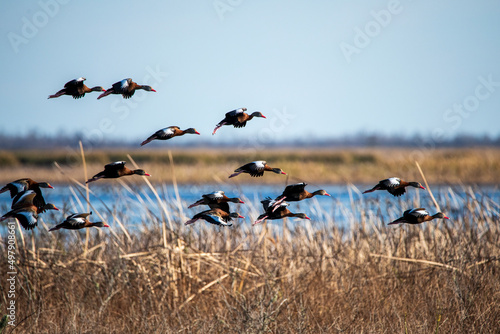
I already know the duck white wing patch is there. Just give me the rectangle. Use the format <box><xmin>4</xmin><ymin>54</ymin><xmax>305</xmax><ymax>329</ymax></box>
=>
<box><xmin>205</xmin><ymin>213</ymin><xmax>230</xmax><ymax>225</ymax></box>
<box><xmin>385</xmin><ymin>177</ymin><xmax>401</xmax><ymax>187</ymax></box>
<box><xmin>267</xmin><ymin>198</ymin><xmax>278</xmax><ymax>207</ymax></box>
<box><xmin>120</xmin><ymin>79</ymin><xmax>130</xmax><ymax>89</ymax></box>
<box><xmin>251</xmin><ymin>161</ymin><xmax>266</xmax><ymax>170</ymax></box>
<box><xmin>276</xmin><ymin>201</ymin><xmax>289</xmax><ymax>209</ymax></box>
<box><xmin>162</xmin><ymin>127</ymin><xmax>175</xmax><ymax>136</ymax></box>
<box><xmin>76</xmin><ymin>77</ymin><xmax>86</xmax><ymax>82</ymax></box>
<box><xmin>225</xmin><ymin>108</ymin><xmax>245</xmax><ymax>117</ymax></box>
<box><xmin>67</xmin><ymin>217</ymin><xmax>86</xmax><ymax>226</ymax></box>
<box><xmin>284</xmin><ymin>183</ymin><xmax>307</xmax><ymax>193</ymax></box>
<box><xmin>108</xmin><ymin>161</ymin><xmax>126</xmax><ymax>167</ymax></box>
<box><xmin>207</xmin><ymin>213</ymin><xmax>224</xmax><ymax>222</ymax></box>
<box><xmin>17</xmin><ymin>211</ymin><xmax>38</xmax><ymax>227</ymax></box>
<box><xmin>11</xmin><ymin>181</ymin><xmax>28</xmax><ymax>193</ymax></box>
<box><xmin>265</xmin><ymin>198</ymin><xmax>289</xmax><ymax>211</ymax></box>
<box><xmin>104</xmin><ymin>161</ymin><xmax>126</xmax><ymax>171</ymax></box>
<box><xmin>207</xmin><ymin>191</ymin><xmax>224</xmax><ymax>199</ymax></box>
<box><xmin>11</xmin><ymin>190</ymin><xmax>36</xmax><ymax>208</ymax></box>
<box><xmin>409</xmin><ymin>208</ymin><xmax>428</xmax><ymax>217</ymax></box>
<box><xmin>14</xmin><ymin>190</ymin><xmax>35</xmax><ymax>201</ymax></box>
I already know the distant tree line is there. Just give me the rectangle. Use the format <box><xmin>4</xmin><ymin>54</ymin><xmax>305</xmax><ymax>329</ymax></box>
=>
<box><xmin>0</xmin><ymin>132</ymin><xmax>499</xmax><ymax>150</ymax></box>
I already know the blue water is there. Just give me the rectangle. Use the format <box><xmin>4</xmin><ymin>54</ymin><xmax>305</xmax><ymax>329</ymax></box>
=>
<box><xmin>1</xmin><ymin>182</ymin><xmax>499</xmax><ymax>232</ymax></box>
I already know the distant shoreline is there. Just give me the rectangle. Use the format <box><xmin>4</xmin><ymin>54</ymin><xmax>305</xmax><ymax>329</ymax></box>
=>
<box><xmin>1</xmin><ymin>147</ymin><xmax>499</xmax><ymax>185</ymax></box>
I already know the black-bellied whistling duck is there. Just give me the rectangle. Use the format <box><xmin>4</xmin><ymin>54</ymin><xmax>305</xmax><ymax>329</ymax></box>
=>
<box><xmin>86</xmin><ymin>161</ymin><xmax>151</xmax><ymax>183</ymax></box>
<box><xmin>363</xmin><ymin>177</ymin><xmax>425</xmax><ymax>197</ymax></box>
<box><xmin>97</xmin><ymin>78</ymin><xmax>156</xmax><ymax>99</ymax></box>
<box><xmin>1</xmin><ymin>178</ymin><xmax>53</xmax><ymax>209</ymax></box>
<box><xmin>49</xmin><ymin>212</ymin><xmax>109</xmax><ymax>231</ymax></box>
<box><xmin>140</xmin><ymin>126</ymin><xmax>200</xmax><ymax>146</ymax></box>
<box><xmin>272</xmin><ymin>182</ymin><xmax>330</xmax><ymax>211</ymax></box>
<box><xmin>389</xmin><ymin>208</ymin><xmax>449</xmax><ymax>225</ymax></box>
<box><xmin>212</xmin><ymin>108</ymin><xmax>266</xmax><ymax>135</ymax></box>
<box><xmin>48</xmin><ymin>77</ymin><xmax>105</xmax><ymax>99</ymax></box>
<box><xmin>0</xmin><ymin>206</ymin><xmax>39</xmax><ymax>230</ymax></box>
<box><xmin>185</xmin><ymin>208</ymin><xmax>244</xmax><ymax>226</ymax></box>
<box><xmin>254</xmin><ymin>197</ymin><xmax>310</xmax><ymax>225</ymax></box>
<box><xmin>0</xmin><ymin>191</ymin><xmax>59</xmax><ymax>230</ymax></box>
<box><xmin>11</xmin><ymin>190</ymin><xmax>58</xmax><ymax>213</ymax></box>
<box><xmin>229</xmin><ymin>161</ymin><xmax>287</xmax><ymax>178</ymax></box>
<box><xmin>188</xmin><ymin>191</ymin><xmax>244</xmax><ymax>209</ymax></box>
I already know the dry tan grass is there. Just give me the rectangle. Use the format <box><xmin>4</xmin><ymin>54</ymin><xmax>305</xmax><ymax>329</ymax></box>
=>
<box><xmin>1</xmin><ymin>147</ymin><xmax>500</xmax><ymax>185</ymax></box>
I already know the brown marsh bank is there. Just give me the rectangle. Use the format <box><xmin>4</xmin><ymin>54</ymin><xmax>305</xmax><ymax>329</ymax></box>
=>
<box><xmin>0</xmin><ymin>147</ymin><xmax>499</xmax><ymax>185</ymax></box>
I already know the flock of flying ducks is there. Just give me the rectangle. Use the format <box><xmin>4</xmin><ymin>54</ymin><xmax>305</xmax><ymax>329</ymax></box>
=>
<box><xmin>0</xmin><ymin>77</ymin><xmax>450</xmax><ymax>231</ymax></box>
<box><xmin>0</xmin><ymin>179</ymin><xmax>109</xmax><ymax>231</ymax></box>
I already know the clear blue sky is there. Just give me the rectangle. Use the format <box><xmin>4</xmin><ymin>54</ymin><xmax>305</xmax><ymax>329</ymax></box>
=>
<box><xmin>1</xmin><ymin>0</ymin><xmax>499</xmax><ymax>146</ymax></box>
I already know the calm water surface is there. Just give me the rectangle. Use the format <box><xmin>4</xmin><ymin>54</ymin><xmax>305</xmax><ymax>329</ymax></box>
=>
<box><xmin>1</xmin><ymin>182</ymin><xmax>499</xmax><ymax>231</ymax></box>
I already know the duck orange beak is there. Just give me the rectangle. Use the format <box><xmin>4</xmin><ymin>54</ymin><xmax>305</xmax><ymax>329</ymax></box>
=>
<box><xmin>195</xmin><ymin>131</ymin><xmax>201</xmax><ymax>135</ymax></box>
<box><xmin>239</xmin><ymin>200</ymin><xmax>245</xmax><ymax>204</ymax></box>
<box><xmin>151</xmin><ymin>89</ymin><xmax>157</xmax><ymax>92</ymax></box>
<box><xmin>281</xmin><ymin>171</ymin><xmax>287</xmax><ymax>175</ymax></box>
<box><xmin>104</xmin><ymin>224</ymin><xmax>110</xmax><ymax>227</ymax></box>
<box><xmin>238</xmin><ymin>215</ymin><xmax>245</xmax><ymax>219</ymax></box>
<box><xmin>420</xmin><ymin>186</ymin><xmax>426</xmax><ymax>189</ymax></box>
<box><xmin>444</xmin><ymin>216</ymin><xmax>450</xmax><ymax>219</ymax></box>
<box><xmin>325</xmin><ymin>192</ymin><xmax>331</xmax><ymax>196</ymax></box>
<box><xmin>145</xmin><ymin>173</ymin><xmax>151</xmax><ymax>177</ymax></box>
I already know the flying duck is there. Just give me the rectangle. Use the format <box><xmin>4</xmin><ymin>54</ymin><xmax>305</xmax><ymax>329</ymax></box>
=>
<box><xmin>271</xmin><ymin>182</ymin><xmax>330</xmax><ymax>210</ymax></box>
<box><xmin>188</xmin><ymin>191</ymin><xmax>244</xmax><ymax>209</ymax></box>
<box><xmin>48</xmin><ymin>77</ymin><xmax>105</xmax><ymax>99</ymax></box>
<box><xmin>363</xmin><ymin>177</ymin><xmax>425</xmax><ymax>197</ymax></box>
<box><xmin>49</xmin><ymin>212</ymin><xmax>109</xmax><ymax>231</ymax></box>
<box><xmin>185</xmin><ymin>208</ymin><xmax>244</xmax><ymax>226</ymax></box>
<box><xmin>1</xmin><ymin>178</ymin><xmax>53</xmax><ymax>209</ymax></box>
<box><xmin>213</xmin><ymin>108</ymin><xmax>266</xmax><ymax>135</ymax></box>
<box><xmin>389</xmin><ymin>208</ymin><xmax>449</xmax><ymax>225</ymax></box>
<box><xmin>254</xmin><ymin>197</ymin><xmax>310</xmax><ymax>225</ymax></box>
<box><xmin>86</xmin><ymin>161</ymin><xmax>151</xmax><ymax>183</ymax></box>
<box><xmin>1</xmin><ymin>191</ymin><xmax>59</xmax><ymax>230</ymax></box>
<box><xmin>140</xmin><ymin>126</ymin><xmax>200</xmax><ymax>146</ymax></box>
<box><xmin>97</xmin><ymin>78</ymin><xmax>156</xmax><ymax>99</ymax></box>
<box><xmin>228</xmin><ymin>161</ymin><xmax>286</xmax><ymax>178</ymax></box>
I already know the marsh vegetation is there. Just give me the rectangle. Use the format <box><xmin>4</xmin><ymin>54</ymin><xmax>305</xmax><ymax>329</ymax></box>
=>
<box><xmin>0</xmin><ymin>151</ymin><xmax>499</xmax><ymax>332</ymax></box>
